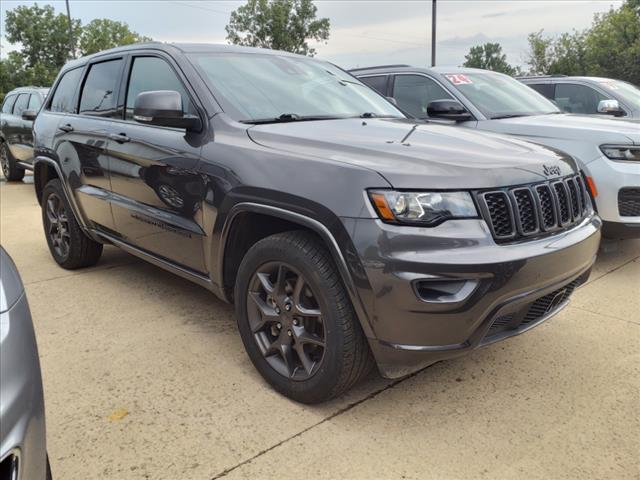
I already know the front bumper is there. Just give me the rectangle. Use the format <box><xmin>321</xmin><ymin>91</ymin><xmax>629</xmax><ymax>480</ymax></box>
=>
<box><xmin>583</xmin><ymin>156</ymin><xmax>640</xmax><ymax>237</ymax></box>
<box><xmin>0</xmin><ymin>293</ymin><xmax>47</xmax><ymax>480</ymax></box>
<box><xmin>343</xmin><ymin>214</ymin><xmax>601</xmax><ymax>378</ymax></box>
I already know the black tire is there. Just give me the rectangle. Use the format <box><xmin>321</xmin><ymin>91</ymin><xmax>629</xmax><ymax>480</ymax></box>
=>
<box><xmin>46</xmin><ymin>454</ymin><xmax>52</xmax><ymax>480</ymax></box>
<box><xmin>0</xmin><ymin>141</ymin><xmax>25</xmax><ymax>181</ymax></box>
<box><xmin>41</xmin><ymin>178</ymin><xmax>103</xmax><ymax>269</ymax></box>
<box><xmin>235</xmin><ymin>231</ymin><xmax>373</xmax><ymax>403</ymax></box>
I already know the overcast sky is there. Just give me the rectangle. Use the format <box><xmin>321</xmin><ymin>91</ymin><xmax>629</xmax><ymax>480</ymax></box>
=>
<box><xmin>0</xmin><ymin>0</ymin><xmax>624</xmax><ymax>68</ymax></box>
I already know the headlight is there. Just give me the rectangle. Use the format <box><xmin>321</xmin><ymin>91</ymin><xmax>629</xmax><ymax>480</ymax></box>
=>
<box><xmin>369</xmin><ymin>190</ymin><xmax>478</xmax><ymax>226</ymax></box>
<box><xmin>600</xmin><ymin>145</ymin><xmax>640</xmax><ymax>161</ymax></box>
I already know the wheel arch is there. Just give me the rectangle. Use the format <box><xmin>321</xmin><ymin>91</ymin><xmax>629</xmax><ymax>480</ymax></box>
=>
<box><xmin>33</xmin><ymin>159</ymin><xmax>59</xmax><ymax>206</ymax></box>
<box><xmin>218</xmin><ymin>203</ymin><xmax>375</xmax><ymax>339</ymax></box>
<box><xmin>32</xmin><ymin>157</ymin><xmax>98</xmax><ymax>241</ymax></box>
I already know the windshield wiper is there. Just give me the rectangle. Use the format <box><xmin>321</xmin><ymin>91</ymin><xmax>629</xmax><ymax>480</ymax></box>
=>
<box><xmin>241</xmin><ymin>113</ymin><xmax>344</xmax><ymax>125</ymax></box>
<box><xmin>491</xmin><ymin>113</ymin><xmax>530</xmax><ymax>120</ymax></box>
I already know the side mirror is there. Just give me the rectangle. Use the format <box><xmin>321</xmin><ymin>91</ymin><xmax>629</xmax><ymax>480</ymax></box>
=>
<box><xmin>426</xmin><ymin>99</ymin><xmax>472</xmax><ymax>122</ymax></box>
<box><xmin>133</xmin><ymin>90</ymin><xmax>201</xmax><ymax>130</ymax></box>
<box><xmin>21</xmin><ymin>110</ymin><xmax>37</xmax><ymax>121</ymax></box>
<box><xmin>386</xmin><ymin>96</ymin><xmax>399</xmax><ymax>106</ymax></box>
<box><xmin>597</xmin><ymin>99</ymin><xmax>624</xmax><ymax>117</ymax></box>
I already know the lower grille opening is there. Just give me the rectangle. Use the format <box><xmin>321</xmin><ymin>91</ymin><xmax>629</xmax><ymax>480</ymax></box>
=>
<box><xmin>618</xmin><ymin>188</ymin><xmax>640</xmax><ymax>217</ymax></box>
<box><xmin>482</xmin><ymin>279</ymin><xmax>581</xmax><ymax>343</ymax></box>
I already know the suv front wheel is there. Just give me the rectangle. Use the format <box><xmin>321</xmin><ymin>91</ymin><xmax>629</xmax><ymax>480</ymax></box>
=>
<box><xmin>0</xmin><ymin>142</ymin><xmax>25</xmax><ymax>182</ymax></box>
<box><xmin>235</xmin><ymin>231</ymin><xmax>373</xmax><ymax>403</ymax></box>
<box><xmin>41</xmin><ymin>179</ymin><xmax>103</xmax><ymax>269</ymax></box>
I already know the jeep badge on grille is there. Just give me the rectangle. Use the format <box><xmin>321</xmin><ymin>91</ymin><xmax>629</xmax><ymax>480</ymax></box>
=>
<box><xmin>543</xmin><ymin>164</ymin><xmax>561</xmax><ymax>177</ymax></box>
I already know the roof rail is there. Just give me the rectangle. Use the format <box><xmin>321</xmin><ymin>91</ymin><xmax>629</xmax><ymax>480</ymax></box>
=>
<box><xmin>349</xmin><ymin>64</ymin><xmax>411</xmax><ymax>73</ymax></box>
<box><xmin>517</xmin><ymin>74</ymin><xmax>568</xmax><ymax>79</ymax></box>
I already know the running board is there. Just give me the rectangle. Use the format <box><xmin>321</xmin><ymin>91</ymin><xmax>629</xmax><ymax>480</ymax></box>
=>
<box><xmin>94</xmin><ymin>230</ymin><xmax>220</xmax><ymax>295</ymax></box>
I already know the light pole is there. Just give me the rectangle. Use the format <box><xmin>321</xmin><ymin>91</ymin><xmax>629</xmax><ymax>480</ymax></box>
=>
<box><xmin>431</xmin><ymin>0</ymin><xmax>437</xmax><ymax>67</ymax></box>
<box><xmin>65</xmin><ymin>0</ymin><xmax>74</xmax><ymax>59</ymax></box>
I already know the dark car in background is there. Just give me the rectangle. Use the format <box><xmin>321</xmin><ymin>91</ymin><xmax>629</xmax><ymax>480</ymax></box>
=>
<box><xmin>518</xmin><ymin>75</ymin><xmax>640</xmax><ymax>121</ymax></box>
<box><xmin>0</xmin><ymin>86</ymin><xmax>49</xmax><ymax>181</ymax></box>
<box><xmin>31</xmin><ymin>44</ymin><xmax>600</xmax><ymax>403</ymax></box>
<box><xmin>0</xmin><ymin>247</ymin><xmax>51</xmax><ymax>480</ymax></box>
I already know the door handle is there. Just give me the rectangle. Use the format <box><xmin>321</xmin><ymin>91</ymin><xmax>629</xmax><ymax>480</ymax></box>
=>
<box><xmin>58</xmin><ymin>124</ymin><xmax>74</xmax><ymax>132</ymax></box>
<box><xmin>109</xmin><ymin>133</ymin><xmax>130</xmax><ymax>143</ymax></box>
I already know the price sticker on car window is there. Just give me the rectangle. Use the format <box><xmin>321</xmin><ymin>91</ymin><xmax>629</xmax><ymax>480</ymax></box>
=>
<box><xmin>446</xmin><ymin>74</ymin><xmax>473</xmax><ymax>85</ymax></box>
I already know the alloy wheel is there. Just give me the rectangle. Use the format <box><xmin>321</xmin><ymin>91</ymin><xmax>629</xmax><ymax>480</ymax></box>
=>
<box><xmin>45</xmin><ymin>193</ymin><xmax>71</xmax><ymax>259</ymax></box>
<box><xmin>247</xmin><ymin>262</ymin><xmax>326</xmax><ymax>380</ymax></box>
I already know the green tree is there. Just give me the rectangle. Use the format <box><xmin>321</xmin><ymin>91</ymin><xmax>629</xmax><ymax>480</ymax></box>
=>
<box><xmin>226</xmin><ymin>0</ymin><xmax>330</xmax><ymax>56</ymax></box>
<box><xmin>4</xmin><ymin>4</ymin><xmax>81</xmax><ymax>85</ymax></box>
<box><xmin>526</xmin><ymin>30</ymin><xmax>553</xmax><ymax>75</ymax></box>
<box><xmin>463</xmin><ymin>42</ymin><xmax>517</xmax><ymax>75</ymax></box>
<box><xmin>585</xmin><ymin>0</ymin><xmax>640</xmax><ymax>85</ymax></box>
<box><xmin>525</xmin><ymin>1</ymin><xmax>639</xmax><ymax>84</ymax></box>
<box><xmin>548</xmin><ymin>32</ymin><xmax>590</xmax><ymax>76</ymax></box>
<box><xmin>79</xmin><ymin>19</ymin><xmax>153</xmax><ymax>56</ymax></box>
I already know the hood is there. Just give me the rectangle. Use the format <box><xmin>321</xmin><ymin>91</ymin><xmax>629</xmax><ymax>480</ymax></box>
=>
<box><xmin>247</xmin><ymin>118</ymin><xmax>577</xmax><ymax>189</ymax></box>
<box><xmin>487</xmin><ymin>114</ymin><xmax>640</xmax><ymax>145</ymax></box>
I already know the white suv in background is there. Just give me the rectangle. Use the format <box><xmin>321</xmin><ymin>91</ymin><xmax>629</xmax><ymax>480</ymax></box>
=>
<box><xmin>518</xmin><ymin>75</ymin><xmax>640</xmax><ymax>122</ymax></box>
<box><xmin>352</xmin><ymin>66</ymin><xmax>640</xmax><ymax>238</ymax></box>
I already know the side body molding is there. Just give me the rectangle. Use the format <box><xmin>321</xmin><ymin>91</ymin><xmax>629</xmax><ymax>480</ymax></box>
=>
<box><xmin>218</xmin><ymin>202</ymin><xmax>375</xmax><ymax>339</ymax></box>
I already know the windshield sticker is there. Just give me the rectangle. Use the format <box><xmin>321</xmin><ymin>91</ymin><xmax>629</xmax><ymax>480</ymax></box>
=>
<box><xmin>446</xmin><ymin>74</ymin><xmax>473</xmax><ymax>85</ymax></box>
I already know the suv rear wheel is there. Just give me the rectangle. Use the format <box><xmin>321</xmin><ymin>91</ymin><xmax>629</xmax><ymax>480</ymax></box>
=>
<box><xmin>0</xmin><ymin>142</ymin><xmax>25</xmax><ymax>182</ymax></box>
<box><xmin>41</xmin><ymin>179</ymin><xmax>103</xmax><ymax>269</ymax></box>
<box><xmin>235</xmin><ymin>231</ymin><xmax>373</xmax><ymax>403</ymax></box>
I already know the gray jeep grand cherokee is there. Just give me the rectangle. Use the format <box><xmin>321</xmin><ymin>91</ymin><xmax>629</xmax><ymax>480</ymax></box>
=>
<box><xmin>32</xmin><ymin>44</ymin><xmax>601</xmax><ymax>403</ymax></box>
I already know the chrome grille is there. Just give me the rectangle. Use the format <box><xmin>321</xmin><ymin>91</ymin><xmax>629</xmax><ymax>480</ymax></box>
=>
<box><xmin>478</xmin><ymin>174</ymin><xmax>591</xmax><ymax>243</ymax></box>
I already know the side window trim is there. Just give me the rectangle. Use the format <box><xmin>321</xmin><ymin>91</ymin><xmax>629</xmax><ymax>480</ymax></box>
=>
<box><xmin>76</xmin><ymin>56</ymin><xmax>126</xmax><ymax>119</ymax></box>
<box><xmin>120</xmin><ymin>52</ymin><xmax>203</xmax><ymax>126</ymax></box>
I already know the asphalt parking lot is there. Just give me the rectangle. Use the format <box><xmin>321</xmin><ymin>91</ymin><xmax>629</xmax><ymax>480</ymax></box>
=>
<box><xmin>1</xmin><ymin>173</ymin><xmax>639</xmax><ymax>480</ymax></box>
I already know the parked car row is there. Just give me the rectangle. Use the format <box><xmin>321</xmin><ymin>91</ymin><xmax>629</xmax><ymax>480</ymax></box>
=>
<box><xmin>0</xmin><ymin>44</ymin><xmax>636</xmax><ymax>414</ymax></box>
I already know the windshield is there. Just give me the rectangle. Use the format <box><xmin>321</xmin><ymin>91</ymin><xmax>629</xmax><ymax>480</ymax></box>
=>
<box><xmin>596</xmin><ymin>80</ymin><xmax>640</xmax><ymax>110</ymax></box>
<box><xmin>443</xmin><ymin>72</ymin><xmax>560</xmax><ymax>119</ymax></box>
<box><xmin>189</xmin><ymin>52</ymin><xmax>404</xmax><ymax>123</ymax></box>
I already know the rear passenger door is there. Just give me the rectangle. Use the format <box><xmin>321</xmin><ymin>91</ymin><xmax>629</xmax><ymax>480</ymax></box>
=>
<box><xmin>49</xmin><ymin>57</ymin><xmax>125</xmax><ymax>232</ymax></box>
<box><xmin>106</xmin><ymin>53</ymin><xmax>207</xmax><ymax>273</ymax></box>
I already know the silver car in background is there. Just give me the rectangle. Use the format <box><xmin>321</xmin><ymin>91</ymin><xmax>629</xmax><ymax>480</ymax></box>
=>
<box><xmin>0</xmin><ymin>247</ymin><xmax>50</xmax><ymax>480</ymax></box>
<box><xmin>518</xmin><ymin>75</ymin><xmax>640</xmax><ymax>121</ymax></box>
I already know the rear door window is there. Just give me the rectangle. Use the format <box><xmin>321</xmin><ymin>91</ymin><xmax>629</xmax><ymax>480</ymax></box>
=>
<box><xmin>360</xmin><ymin>75</ymin><xmax>388</xmax><ymax>95</ymax></box>
<box><xmin>12</xmin><ymin>94</ymin><xmax>30</xmax><ymax>117</ymax></box>
<box><xmin>392</xmin><ymin>74</ymin><xmax>454</xmax><ymax>118</ymax></box>
<box><xmin>50</xmin><ymin>67</ymin><xmax>83</xmax><ymax>113</ymax></box>
<box><xmin>527</xmin><ymin>83</ymin><xmax>554</xmax><ymax>99</ymax></box>
<box><xmin>125</xmin><ymin>56</ymin><xmax>195</xmax><ymax>121</ymax></box>
<box><xmin>79</xmin><ymin>59</ymin><xmax>124</xmax><ymax>117</ymax></box>
<box><xmin>2</xmin><ymin>94</ymin><xmax>18</xmax><ymax>114</ymax></box>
